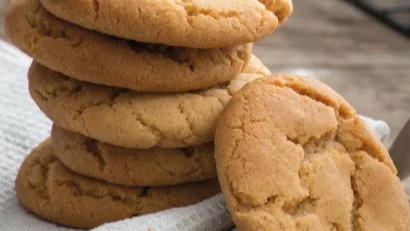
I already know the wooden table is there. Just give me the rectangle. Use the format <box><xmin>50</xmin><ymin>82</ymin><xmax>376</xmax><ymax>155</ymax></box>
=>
<box><xmin>1</xmin><ymin>0</ymin><xmax>409</xmax><ymax>147</ymax></box>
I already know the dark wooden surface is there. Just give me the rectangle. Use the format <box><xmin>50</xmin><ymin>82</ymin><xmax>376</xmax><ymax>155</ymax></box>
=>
<box><xmin>0</xmin><ymin>0</ymin><xmax>9</xmax><ymax>41</ymax></box>
<box><xmin>1</xmin><ymin>0</ymin><xmax>409</xmax><ymax>147</ymax></box>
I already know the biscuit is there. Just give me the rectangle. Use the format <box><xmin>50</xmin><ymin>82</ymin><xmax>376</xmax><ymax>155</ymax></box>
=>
<box><xmin>215</xmin><ymin>75</ymin><xmax>409</xmax><ymax>231</ymax></box>
<box><xmin>51</xmin><ymin>125</ymin><xmax>216</xmax><ymax>186</ymax></box>
<box><xmin>5</xmin><ymin>0</ymin><xmax>251</xmax><ymax>92</ymax></box>
<box><xmin>15</xmin><ymin>139</ymin><xmax>219</xmax><ymax>229</ymax></box>
<box><xmin>29</xmin><ymin>56</ymin><xmax>270</xmax><ymax>148</ymax></box>
<box><xmin>40</xmin><ymin>0</ymin><xmax>292</xmax><ymax>49</ymax></box>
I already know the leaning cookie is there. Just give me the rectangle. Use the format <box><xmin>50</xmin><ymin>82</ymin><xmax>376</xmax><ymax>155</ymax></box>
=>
<box><xmin>51</xmin><ymin>125</ymin><xmax>216</xmax><ymax>186</ymax></box>
<box><xmin>16</xmin><ymin>139</ymin><xmax>219</xmax><ymax>229</ymax></box>
<box><xmin>40</xmin><ymin>0</ymin><xmax>292</xmax><ymax>49</ymax></box>
<box><xmin>215</xmin><ymin>75</ymin><xmax>409</xmax><ymax>231</ymax></box>
<box><xmin>5</xmin><ymin>0</ymin><xmax>251</xmax><ymax>92</ymax></box>
<box><xmin>29</xmin><ymin>56</ymin><xmax>270</xmax><ymax>149</ymax></box>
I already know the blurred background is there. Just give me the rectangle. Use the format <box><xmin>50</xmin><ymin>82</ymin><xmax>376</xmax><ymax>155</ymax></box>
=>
<box><xmin>0</xmin><ymin>0</ymin><xmax>409</xmax><ymax>147</ymax></box>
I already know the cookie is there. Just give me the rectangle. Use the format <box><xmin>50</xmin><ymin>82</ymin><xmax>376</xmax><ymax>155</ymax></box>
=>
<box><xmin>16</xmin><ymin>139</ymin><xmax>219</xmax><ymax>229</ymax></box>
<box><xmin>51</xmin><ymin>124</ymin><xmax>216</xmax><ymax>186</ymax></box>
<box><xmin>5</xmin><ymin>0</ymin><xmax>251</xmax><ymax>93</ymax></box>
<box><xmin>29</xmin><ymin>56</ymin><xmax>270</xmax><ymax>149</ymax></box>
<box><xmin>215</xmin><ymin>75</ymin><xmax>409</xmax><ymax>231</ymax></box>
<box><xmin>40</xmin><ymin>0</ymin><xmax>292</xmax><ymax>49</ymax></box>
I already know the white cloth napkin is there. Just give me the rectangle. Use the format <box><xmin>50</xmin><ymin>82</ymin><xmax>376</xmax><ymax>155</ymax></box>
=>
<box><xmin>0</xmin><ymin>39</ymin><xmax>401</xmax><ymax>231</ymax></box>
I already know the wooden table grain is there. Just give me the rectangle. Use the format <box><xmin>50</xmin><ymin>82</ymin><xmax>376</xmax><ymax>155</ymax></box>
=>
<box><xmin>1</xmin><ymin>0</ymin><xmax>409</xmax><ymax>147</ymax></box>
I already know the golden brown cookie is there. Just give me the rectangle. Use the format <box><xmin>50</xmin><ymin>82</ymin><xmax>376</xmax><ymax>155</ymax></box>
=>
<box><xmin>51</xmin><ymin>124</ymin><xmax>216</xmax><ymax>186</ymax></box>
<box><xmin>29</xmin><ymin>56</ymin><xmax>270</xmax><ymax>149</ymax></box>
<box><xmin>215</xmin><ymin>75</ymin><xmax>409</xmax><ymax>231</ymax></box>
<box><xmin>40</xmin><ymin>0</ymin><xmax>292</xmax><ymax>49</ymax></box>
<box><xmin>16</xmin><ymin>139</ymin><xmax>219</xmax><ymax>229</ymax></box>
<box><xmin>5</xmin><ymin>0</ymin><xmax>251</xmax><ymax>92</ymax></box>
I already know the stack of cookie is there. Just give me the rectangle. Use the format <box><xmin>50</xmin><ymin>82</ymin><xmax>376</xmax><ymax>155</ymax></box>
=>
<box><xmin>5</xmin><ymin>0</ymin><xmax>292</xmax><ymax>228</ymax></box>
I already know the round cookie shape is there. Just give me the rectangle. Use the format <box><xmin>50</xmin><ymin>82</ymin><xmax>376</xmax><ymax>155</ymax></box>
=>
<box><xmin>5</xmin><ymin>0</ymin><xmax>251</xmax><ymax>93</ymax></box>
<box><xmin>215</xmin><ymin>75</ymin><xmax>408</xmax><ymax>231</ymax></box>
<box><xmin>15</xmin><ymin>139</ymin><xmax>219</xmax><ymax>229</ymax></box>
<box><xmin>28</xmin><ymin>56</ymin><xmax>270</xmax><ymax>149</ymax></box>
<box><xmin>40</xmin><ymin>0</ymin><xmax>292</xmax><ymax>49</ymax></box>
<box><xmin>51</xmin><ymin>125</ymin><xmax>216</xmax><ymax>186</ymax></box>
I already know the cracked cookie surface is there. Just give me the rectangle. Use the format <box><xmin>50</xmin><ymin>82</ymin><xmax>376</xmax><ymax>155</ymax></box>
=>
<box><xmin>15</xmin><ymin>139</ymin><xmax>220</xmax><ymax>229</ymax></box>
<box><xmin>215</xmin><ymin>75</ymin><xmax>409</xmax><ymax>231</ymax></box>
<box><xmin>40</xmin><ymin>0</ymin><xmax>292</xmax><ymax>48</ymax></box>
<box><xmin>5</xmin><ymin>0</ymin><xmax>251</xmax><ymax>92</ymax></box>
<box><xmin>51</xmin><ymin>125</ymin><xmax>216</xmax><ymax>186</ymax></box>
<box><xmin>29</xmin><ymin>56</ymin><xmax>270</xmax><ymax>148</ymax></box>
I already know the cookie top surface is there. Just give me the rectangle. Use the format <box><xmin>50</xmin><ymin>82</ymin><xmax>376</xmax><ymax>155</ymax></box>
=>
<box><xmin>16</xmin><ymin>139</ymin><xmax>219</xmax><ymax>229</ymax></box>
<box><xmin>40</xmin><ymin>0</ymin><xmax>292</xmax><ymax>48</ymax></box>
<box><xmin>51</xmin><ymin>124</ymin><xmax>216</xmax><ymax>186</ymax></box>
<box><xmin>215</xmin><ymin>75</ymin><xmax>408</xmax><ymax>231</ymax></box>
<box><xmin>29</xmin><ymin>56</ymin><xmax>270</xmax><ymax>149</ymax></box>
<box><xmin>5</xmin><ymin>0</ymin><xmax>251</xmax><ymax>92</ymax></box>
